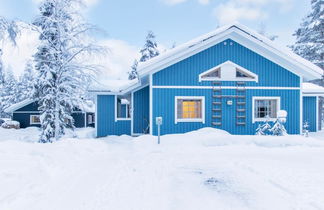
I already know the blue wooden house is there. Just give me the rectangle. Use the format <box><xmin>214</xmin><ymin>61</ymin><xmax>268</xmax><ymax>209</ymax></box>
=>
<box><xmin>5</xmin><ymin>99</ymin><xmax>95</xmax><ymax>128</ymax></box>
<box><xmin>91</xmin><ymin>23</ymin><xmax>324</xmax><ymax>137</ymax></box>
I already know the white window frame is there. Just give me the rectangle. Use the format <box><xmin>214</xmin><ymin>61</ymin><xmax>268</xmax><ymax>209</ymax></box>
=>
<box><xmin>115</xmin><ymin>95</ymin><xmax>131</xmax><ymax>121</ymax></box>
<box><xmin>252</xmin><ymin>96</ymin><xmax>280</xmax><ymax>123</ymax></box>
<box><xmin>30</xmin><ymin>115</ymin><xmax>41</xmax><ymax>125</ymax></box>
<box><xmin>175</xmin><ymin>96</ymin><xmax>205</xmax><ymax>124</ymax></box>
<box><xmin>198</xmin><ymin>61</ymin><xmax>258</xmax><ymax>82</ymax></box>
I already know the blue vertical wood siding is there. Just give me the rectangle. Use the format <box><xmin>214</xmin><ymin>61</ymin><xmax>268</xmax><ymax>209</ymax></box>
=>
<box><xmin>97</xmin><ymin>95</ymin><xmax>131</xmax><ymax>137</ymax></box>
<box><xmin>303</xmin><ymin>96</ymin><xmax>317</xmax><ymax>132</ymax></box>
<box><xmin>133</xmin><ymin>86</ymin><xmax>150</xmax><ymax>134</ymax></box>
<box><xmin>152</xmin><ymin>88</ymin><xmax>300</xmax><ymax>135</ymax></box>
<box><xmin>13</xmin><ymin>113</ymin><xmax>41</xmax><ymax>128</ymax></box>
<box><xmin>153</xmin><ymin>39</ymin><xmax>299</xmax><ymax>88</ymax></box>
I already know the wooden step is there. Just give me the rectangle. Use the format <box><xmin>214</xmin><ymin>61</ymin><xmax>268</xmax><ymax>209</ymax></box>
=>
<box><xmin>212</xmin><ymin>122</ymin><xmax>222</xmax><ymax>126</ymax></box>
<box><xmin>212</xmin><ymin>102</ymin><xmax>222</xmax><ymax>105</ymax></box>
<box><xmin>236</xmin><ymin>116</ymin><xmax>246</xmax><ymax>118</ymax></box>
<box><xmin>236</xmin><ymin>81</ymin><xmax>246</xmax><ymax>85</ymax></box>
<box><xmin>212</xmin><ymin>115</ymin><xmax>222</xmax><ymax>119</ymax></box>
<box><xmin>237</xmin><ymin>109</ymin><xmax>246</xmax><ymax>112</ymax></box>
<box><xmin>236</xmin><ymin>122</ymin><xmax>246</xmax><ymax>126</ymax></box>
<box><xmin>236</xmin><ymin>102</ymin><xmax>246</xmax><ymax>105</ymax></box>
<box><xmin>212</xmin><ymin>109</ymin><xmax>222</xmax><ymax>112</ymax></box>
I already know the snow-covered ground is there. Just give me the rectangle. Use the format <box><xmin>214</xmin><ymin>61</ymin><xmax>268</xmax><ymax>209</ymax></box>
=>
<box><xmin>0</xmin><ymin>127</ymin><xmax>324</xmax><ymax>210</ymax></box>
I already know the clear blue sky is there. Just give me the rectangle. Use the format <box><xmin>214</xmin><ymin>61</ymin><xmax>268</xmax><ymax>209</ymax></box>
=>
<box><xmin>1</xmin><ymin>0</ymin><xmax>311</xmax><ymax>47</ymax></box>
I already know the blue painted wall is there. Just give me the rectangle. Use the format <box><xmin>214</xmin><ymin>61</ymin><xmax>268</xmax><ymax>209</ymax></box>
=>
<box><xmin>12</xmin><ymin>101</ymin><xmax>92</xmax><ymax>129</ymax></box>
<box><xmin>152</xmin><ymin>88</ymin><xmax>300</xmax><ymax>135</ymax></box>
<box><xmin>13</xmin><ymin>113</ymin><xmax>41</xmax><ymax>128</ymax></box>
<box><xmin>133</xmin><ymin>86</ymin><xmax>150</xmax><ymax>134</ymax></box>
<box><xmin>97</xmin><ymin>95</ymin><xmax>131</xmax><ymax>137</ymax></box>
<box><xmin>16</xmin><ymin>102</ymin><xmax>39</xmax><ymax>112</ymax></box>
<box><xmin>303</xmin><ymin>96</ymin><xmax>317</xmax><ymax>132</ymax></box>
<box><xmin>153</xmin><ymin>39</ymin><xmax>300</xmax><ymax>88</ymax></box>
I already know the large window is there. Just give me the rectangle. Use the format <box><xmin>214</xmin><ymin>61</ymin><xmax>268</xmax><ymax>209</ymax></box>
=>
<box><xmin>253</xmin><ymin>97</ymin><xmax>280</xmax><ymax>122</ymax></box>
<box><xmin>175</xmin><ymin>96</ymin><xmax>205</xmax><ymax>123</ymax></box>
<box><xmin>116</xmin><ymin>95</ymin><xmax>131</xmax><ymax>121</ymax></box>
<box><xmin>30</xmin><ymin>115</ymin><xmax>41</xmax><ymax>125</ymax></box>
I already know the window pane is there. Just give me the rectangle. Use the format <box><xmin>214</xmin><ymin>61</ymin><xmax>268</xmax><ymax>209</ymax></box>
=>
<box><xmin>255</xmin><ymin>99</ymin><xmax>278</xmax><ymax>119</ymax></box>
<box><xmin>177</xmin><ymin>99</ymin><xmax>202</xmax><ymax>119</ymax></box>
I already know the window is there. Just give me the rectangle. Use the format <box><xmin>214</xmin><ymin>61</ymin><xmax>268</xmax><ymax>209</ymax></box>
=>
<box><xmin>200</xmin><ymin>67</ymin><xmax>221</xmax><ymax>79</ymax></box>
<box><xmin>175</xmin><ymin>96</ymin><xmax>205</xmax><ymax>123</ymax></box>
<box><xmin>199</xmin><ymin>61</ymin><xmax>258</xmax><ymax>82</ymax></box>
<box><xmin>88</xmin><ymin>114</ymin><xmax>93</xmax><ymax>124</ymax></box>
<box><xmin>253</xmin><ymin>97</ymin><xmax>280</xmax><ymax>122</ymax></box>
<box><xmin>236</xmin><ymin>68</ymin><xmax>255</xmax><ymax>79</ymax></box>
<box><xmin>30</xmin><ymin>115</ymin><xmax>41</xmax><ymax>125</ymax></box>
<box><xmin>116</xmin><ymin>95</ymin><xmax>131</xmax><ymax>121</ymax></box>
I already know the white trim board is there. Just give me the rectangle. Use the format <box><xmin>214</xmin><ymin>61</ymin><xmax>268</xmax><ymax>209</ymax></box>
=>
<box><xmin>174</xmin><ymin>96</ymin><xmax>205</xmax><ymax>124</ymax></box>
<box><xmin>252</xmin><ymin>96</ymin><xmax>281</xmax><ymax>123</ymax></box>
<box><xmin>152</xmin><ymin>85</ymin><xmax>300</xmax><ymax>90</ymax></box>
<box><xmin>149</xmin><ymin>74</ymin><xmax>153</xmax><ymax>135</ymax></box>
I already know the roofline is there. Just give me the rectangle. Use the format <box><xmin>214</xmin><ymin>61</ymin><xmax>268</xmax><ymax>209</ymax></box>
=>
<box><xmin>4</xmin><ymin>99</ymin><xmax>35</xmax><ymax>113</ymax></box>
<box><xmin>137</xmin><ymin>23</ymin><xmax>322</xmax><ymax>80</ymax></box>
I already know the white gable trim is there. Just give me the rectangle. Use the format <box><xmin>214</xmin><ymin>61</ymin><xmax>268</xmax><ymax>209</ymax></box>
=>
<box><xmin>137</xmin><ymin>24</ymin><xmax>321</xmax><ymax>80</ymax></box>
<box><xmin>198</xmin><ymin>60</ymin><xmax>258</xmax><ymax>82</ymax></box>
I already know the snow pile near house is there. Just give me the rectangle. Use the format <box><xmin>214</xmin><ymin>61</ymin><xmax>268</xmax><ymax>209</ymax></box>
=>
<box><xmin>0</xmin><ymin>127</ymin><xmax>324</xmax><ymax>210</ymax></box>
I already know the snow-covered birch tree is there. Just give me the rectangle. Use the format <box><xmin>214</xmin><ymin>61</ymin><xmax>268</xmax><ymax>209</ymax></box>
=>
<box><xmin>33</xmin><ymin>0</ymin><xmax>101</xmax><ymax>143</ymax></box>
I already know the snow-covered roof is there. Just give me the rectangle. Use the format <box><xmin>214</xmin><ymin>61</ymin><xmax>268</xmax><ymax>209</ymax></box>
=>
<box><xmin>89</xmin><ymin>79</ymin><xmax>140</xmax><ymax>94</ymax></box>
<box><xmin>302</xmin><ymin>83</ymin><xmax>324</xmax><ymax>95</ymax></box>
<box><xmin>5</xmin><ymin>99</ymin><xmax>96</xmax><ymax>113</ymax></box>
<box><xmin>78</xmin><ymin>100</ymin><xmax>95</xmax><ymax>113</ymax></box>
<box><xmin>137</xmin><ymin>22</ymin><xmax>323</xmax><ymax>80</ymax></box>
<box><xmin>4</xmin><ymin>99</ymin><xmax>35</xmax><ymax>113</ymax></box>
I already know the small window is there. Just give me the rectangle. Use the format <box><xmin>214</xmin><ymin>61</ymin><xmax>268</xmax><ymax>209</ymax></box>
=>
<box><xmin>253</xmin><ymin>97</ymin><xmax>280</xmax><ymax>122</ymax></box>
<box><xmin>30</xmin><ymin>115</ymin><xmax>41</xmax><ymax>125</ymax></box>
<box><xmin>116</xmin><ymin>95</ymin><xmax>131</xmax><ymax>120</ymax></box>
<box><xmin>88</xmin><ymin>115</ymin><xmax>93</xmax><ymax>124</ymax></box>
<box><xmin>236</xmin><ymin>68</ymin><xmax>255</xmax><ymax>79</ymax></box>
<box><xmin>175</xmin><ymin>96</ymin><xmax>205</xmax><ymax>123</ymax></box>
<box><xmin>201</xmin><ymin>67</ymin><xmax>221</xmax><ymax>79</ymax></box>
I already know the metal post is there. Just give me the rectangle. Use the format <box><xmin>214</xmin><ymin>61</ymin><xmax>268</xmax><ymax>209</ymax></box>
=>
<box><xmin>158</xmin><ymin>124</ymin><xmax>160</xmax><ymax>144</ymax></box>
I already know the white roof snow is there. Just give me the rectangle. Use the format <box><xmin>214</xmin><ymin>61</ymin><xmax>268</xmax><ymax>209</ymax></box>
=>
<box><xmin>89</xmin><ymin>79</ymin><xmax>139</xmax><ymax>94</ymax></box>
<box><xmin>137</xmin><ymin>22</ymin><xmax>323</xmax><ymax>80</ymax></box>
<box><xmin>302</xmin><ymin>83</ymin><xmax>324</xmax><ymax>95</ymax></box>
<box><xmin>4</xmin><ymin>99</ymin><xmax>35</xmax><ymax>113</ymax></box>
<box><xmin>5</xmin><ymin>99</ymin><xmax>95</xmax><ymax>113</ymax></box>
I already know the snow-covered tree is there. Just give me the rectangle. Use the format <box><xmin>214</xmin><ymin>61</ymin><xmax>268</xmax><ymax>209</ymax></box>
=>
<box><xmin>139</xmin><ymin>31</ymin><xmax>159</xmax><ymax>62</ymax></box>
<box><xmin>257</xmin><ymin>23</ymin><xmax>278</xmax><ymax>41</ymax></box>
<box><xmin>17</xmin><ymin>60</ymin><xmax>35</xmax><ymax>102</ymax></box>
<box><xmin>291</xmin><ymin>0</ymin><xmax>324</xmax><ymax>84</ymax></box>
<box><xmin>0</xmin><ymin>68</ymin><xmax>19</xmax><ymax>117</ymax></box>
<box><xmin>270</xmin><ymin>119</ymin><xmax>287</xmax><ymax>136</ymax></box>
<box><xmin>128</xmin><ymin>59</ymin><xmax>138</xmax><ymax>80</ymax></box>
<box><xmin>0</xmin><ymin>49</ymin><xmax>4</xmax><ymax>86</ymax></box>
<box><xmin>255</xmin><ymin>120</ymin><xmax>271</xmax><ymax>135</ymax></box>
<box><xmin>33</xmin><ymin>0</ymin><xmax>101</xmax><ymax>143</ymax></box>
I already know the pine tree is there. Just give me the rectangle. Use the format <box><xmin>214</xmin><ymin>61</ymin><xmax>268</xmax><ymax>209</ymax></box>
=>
<box><xmin>291</xmin><ymin>0</ymin><xmax>324</xmax><ymax>84</ymax></box>
<box><xmin>17</xmin><ymin>60</ymin><xmax>35</xmax><ymax>102</ymax></box>
<box><xmin>33</xmin><ymin>0</ymin><xmax>100</xmax><ymax>143</ymax></box>
<box><xmin>139</xmin><ymin>31</ymin><xmax>159</xmax><ymax>62</ymax></box>
<box><xmin>0</xmin><ymin>68</ymin><xmax>19</xmax><ymax>117</ymax></box>
<box><xmin>128</xmin><ymin>59</ymin><xmax>138</xmax><ymax>80</ymax></box>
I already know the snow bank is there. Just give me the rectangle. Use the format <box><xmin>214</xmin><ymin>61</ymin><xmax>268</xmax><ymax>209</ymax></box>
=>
<box><xmin>1</xmin><ymin>128</ymin><xmax>324</xmax><ymax>210</ymax></box>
